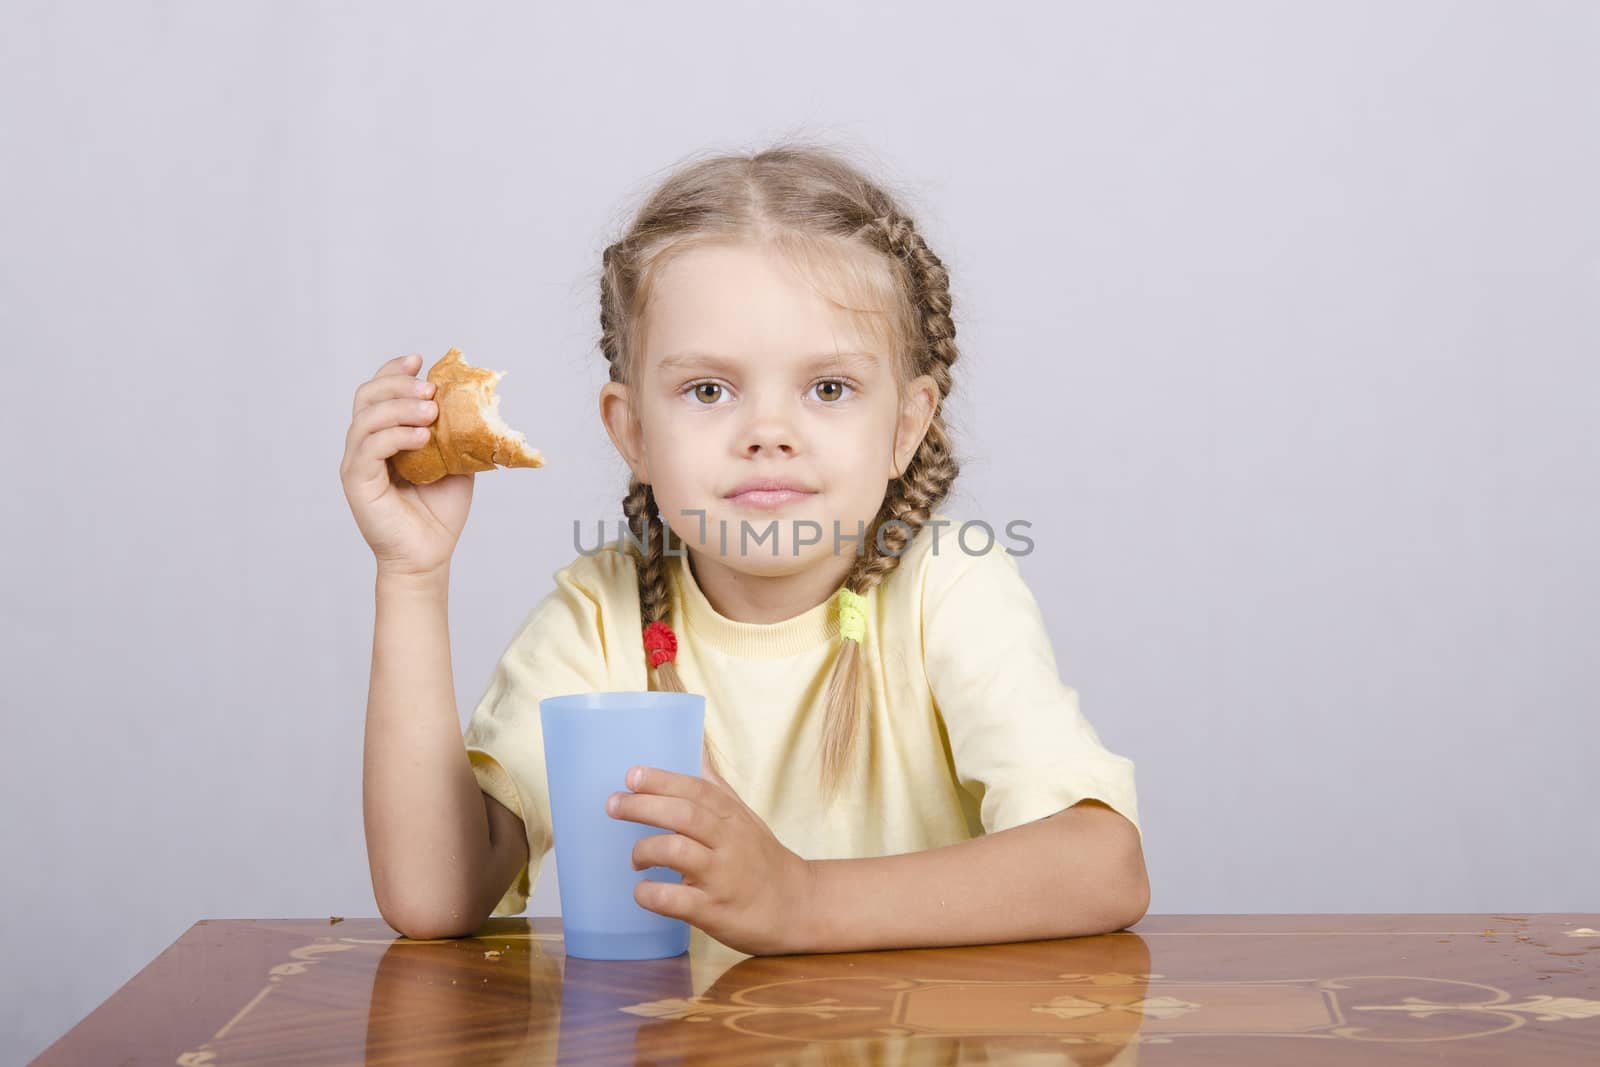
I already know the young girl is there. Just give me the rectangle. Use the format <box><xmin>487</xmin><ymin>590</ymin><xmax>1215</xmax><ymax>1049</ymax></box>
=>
<box><xmin>340</xmin><ymin>142</ymin><xmax>1147</xmax><ymax>963</ymax></box>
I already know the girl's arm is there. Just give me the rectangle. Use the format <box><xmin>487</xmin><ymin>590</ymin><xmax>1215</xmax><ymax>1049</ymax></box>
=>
<box><xmin>799</xmin><ymin>799</ymin><xmax>1147</xmax><ymax>953</ymax></box>
<box><xmin>363</xmin><ymin>569</ymin><xmax>510</xmax><ymax>939</ymax></box>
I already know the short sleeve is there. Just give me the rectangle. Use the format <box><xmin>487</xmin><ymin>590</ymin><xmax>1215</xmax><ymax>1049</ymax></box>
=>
<box><xmin>922</xmin><ymin>541</ymin><xmax>1141</xmax><ymax>841</ymax></box>
<box><xmin>462</xmin><ymin>555</ymin><xmax>616</xmax><ymax>916</ymax></box>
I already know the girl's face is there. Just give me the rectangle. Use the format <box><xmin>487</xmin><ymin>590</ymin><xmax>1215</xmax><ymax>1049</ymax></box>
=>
<box><xmin>601</xmin><ymin>241</ymin><xmax>937</xmax><ymax>578</ymax></box>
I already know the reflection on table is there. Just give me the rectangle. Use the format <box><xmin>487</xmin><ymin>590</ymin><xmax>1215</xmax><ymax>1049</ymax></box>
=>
<box><xmin>33</xmin><ymin>913</ymin><xmax>1600</xmax><ymax>1065</ymax></box>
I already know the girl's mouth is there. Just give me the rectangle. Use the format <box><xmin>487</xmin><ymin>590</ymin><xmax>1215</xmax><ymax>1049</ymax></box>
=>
<box><xmin>725</xmin><ymin>489</ymin><xmax>815</xmax><ymax>510</ymax></box>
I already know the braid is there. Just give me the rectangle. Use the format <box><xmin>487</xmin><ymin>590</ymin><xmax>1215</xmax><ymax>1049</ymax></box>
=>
<box><xmin>853</xmin><ymin>213</ymin><xmax>961</xmax><ymax>580</ymax></box>
<box><xmin>622</xmin><ymin>480</ymin><xmax>673</xmax><ymax>630</ymax></box>
<box><xmin>620</xmin><ymin>476</ymin><xmax>731</xmax><ymax>782</ymax></box>
<box><xmin>815</xmin><ymin>211</ymin><xmax>963</xmax><ymax>801</ymax></box>
<box><xmin>600</xmin><ymin>242</ymin><xmax>626</xmax><ymax>385</ymax></box>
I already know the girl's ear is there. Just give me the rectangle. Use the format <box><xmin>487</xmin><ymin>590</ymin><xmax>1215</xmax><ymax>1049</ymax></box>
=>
<box><xmin>890</xmin><ymin>374</ymin><xmax>938</xmax><ymax>478</ymax></box>
<box><xmin>600</xmin><ymin>382</ymin><xmax>650</xmax><ymax>483</ymax></box>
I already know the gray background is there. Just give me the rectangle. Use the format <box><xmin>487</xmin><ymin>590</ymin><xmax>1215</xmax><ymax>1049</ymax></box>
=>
<box><xmin>3</xmin><ymin>0</ymin><xmax>1595</xmax><ymax>1060</ymax></box>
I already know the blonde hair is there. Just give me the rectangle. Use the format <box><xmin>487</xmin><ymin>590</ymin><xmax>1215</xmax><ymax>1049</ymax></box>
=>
<box><xmin>597</xmin><ymin>140</ymin><xmax>962</xmax><ymax>803</ymax></box>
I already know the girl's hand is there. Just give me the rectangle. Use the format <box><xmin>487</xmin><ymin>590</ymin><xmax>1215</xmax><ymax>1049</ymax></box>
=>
<box><xmin>339</xmin><ymin>353</ymin><xmax>474</xmax><ymax>580</ymax></box>
<box><xmin>606</xmin><ymin>766</ymin><xmax>817</xmax><ymax>956</ymax></box>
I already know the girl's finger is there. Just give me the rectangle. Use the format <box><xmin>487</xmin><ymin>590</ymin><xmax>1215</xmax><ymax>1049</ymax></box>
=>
<box><xmin>360</xmin><ymin>423</ymin><xmax>433</xmax><ymax>465</ymax></box>
<box><xmin>344</xmin><ymin>396</ymin><xmax>437</xmax><ymax>463</ymax></box>
<box><xmin>378</xmin><ymin>352</ymin><xmax>422</xmax><ymax>377</ymax></box>
<box><xmin>630</xmin><ymin>831</ymin><xmax>714</xmax><ymax>880</ymax></box>
<box><xmin>634</xmin><ymin>879</ymin><xmax>707</xmax><ymax>923</ymax></box>
<box><xmin>607</xmin><ymin>793</ymin><xmax>715</xmax><ymax>847</ymax></box>
<box><xmin>354</xmin><ymin>395</ymin><xmax>438</xmax><ymax>438</ymax></box>
<box><xmin>353</xmin><ymin>368</ymin><xmax>436</xmax><ymax>417</ymax></box>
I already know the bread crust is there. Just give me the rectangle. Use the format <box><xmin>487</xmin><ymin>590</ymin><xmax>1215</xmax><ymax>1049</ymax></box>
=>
<box><xmin>388</xmin><ymin>348</ymin><xmax>544</xmax><ymax>485</ymax></box>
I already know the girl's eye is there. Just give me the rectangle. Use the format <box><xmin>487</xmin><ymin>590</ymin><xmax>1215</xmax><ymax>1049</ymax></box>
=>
<box><xmin>688</xmin><ymin>381</ymin><xmax>725</xmax><ymax>405</ymax></box>
<box><xmin>811</xmin><ymin>379</ymin><xmax>854</xmax><ymax>403</ymax></box>
<box><xmin>682</xmin><ymin>379</ymin><xmax>857</xmax><ymax>405</ymax></box>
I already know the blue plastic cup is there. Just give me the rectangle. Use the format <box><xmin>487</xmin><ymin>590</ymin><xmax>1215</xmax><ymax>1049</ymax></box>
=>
<box><xmin>539</xmin><ymin>690</ymin><xmax>706</xmax><ymax>960</ymax></box>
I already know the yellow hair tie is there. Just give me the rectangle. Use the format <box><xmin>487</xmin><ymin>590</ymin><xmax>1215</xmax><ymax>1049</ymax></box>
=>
<box><xmin>836</xmin><ymin>587</ymin><xmax>867</xmax><ymax>643</ymax></box>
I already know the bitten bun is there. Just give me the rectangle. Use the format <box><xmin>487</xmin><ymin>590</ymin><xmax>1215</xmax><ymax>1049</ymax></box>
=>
<box><xmin>388</xmin><ymin>347</ymin><xmax>545</xmax><ymax>485</ymax></box>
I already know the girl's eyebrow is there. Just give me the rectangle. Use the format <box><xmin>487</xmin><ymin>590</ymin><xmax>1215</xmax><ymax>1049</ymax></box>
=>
<box><xmin>656</xmin><ymin>350</ymin><xmax>879</xmax><ymax>376</ymax></box>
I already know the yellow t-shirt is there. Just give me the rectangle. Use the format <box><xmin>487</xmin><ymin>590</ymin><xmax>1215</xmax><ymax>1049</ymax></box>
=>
<box><xmin>461</xmin><ymin>509</ymin><xmax>1141</xmax><ymax>953</ymax></box>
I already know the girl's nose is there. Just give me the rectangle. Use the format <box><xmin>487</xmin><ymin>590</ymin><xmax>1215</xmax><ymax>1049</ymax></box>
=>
<box><xmin>745</xmin><ymin>434</ymin><xmax>795</xmax><ymax>457</ymax></box>
<box><xmin>741</xmin><ymin>406</ymin><xmax>799</xmax><ymax>456</ymax></box>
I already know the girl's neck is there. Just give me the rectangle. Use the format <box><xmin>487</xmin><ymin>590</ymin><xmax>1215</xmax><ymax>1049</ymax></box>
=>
<box><xmin>685</xmin><ymin>547</ymin><xmax>855</xmax><ymax>625</ymax></box>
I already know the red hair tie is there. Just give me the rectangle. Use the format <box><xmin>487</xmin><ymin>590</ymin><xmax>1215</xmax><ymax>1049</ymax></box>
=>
<box><xmin>642</xmin><ymin>621</ymin><xmax>678</xmax><ymax>668</ymax></box>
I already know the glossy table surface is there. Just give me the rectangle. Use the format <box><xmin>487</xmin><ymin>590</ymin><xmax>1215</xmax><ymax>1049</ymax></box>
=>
<box><xmin>34</xmin><ymin>913</ymin><xmax>1600</xmax><ymax>1065</ymax></box>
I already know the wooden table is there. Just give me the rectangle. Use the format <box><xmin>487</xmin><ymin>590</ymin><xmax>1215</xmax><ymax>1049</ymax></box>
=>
<box><xmin>34</xmin><ymin>914</ymin><xmax>1600</xmax><ymax>1064</ymax></box>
